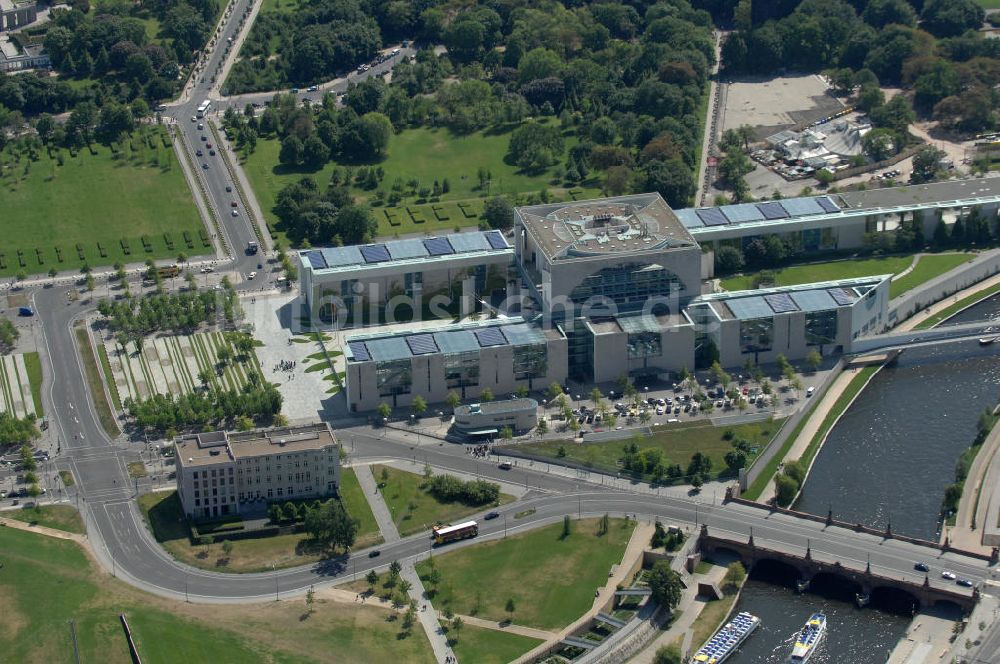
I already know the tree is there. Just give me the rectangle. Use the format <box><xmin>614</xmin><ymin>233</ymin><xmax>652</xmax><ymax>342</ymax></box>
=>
<box><xmin>411</xmin><ymin>395</ymin><xmax>427</xmax><ymax>418</ymax></box>
<box><xmin>775</xmin><ymin>474</ymin><xmax>799</xmax><ymax>507</ymax></box>
<box><xmin>912</xmin><ymin>146</ymin><xmax>946</xmax><ymax>185</ymax></box>
<box><xmin>805</xmin><ymin>350</ymin><xmax>822</xmax><ymax>372</ymax></box>
<box><xmin>303</xmin><ymin>500</ymin><xmax>359</xmax><ymax>552</ymax></box>
<box><xmin>723</xmin><ymin>562</ymin><xmax>747</xmax><ymax>594</ymax></box>
<box><xmin>648</xmin><ymin>560</ymin><xmax>683</xmax><ymax>611</ymax></box>
<box><xmin>306</xmin><ymin>586</ymin><xmax>315</xmax><ymax>615</ymax></box>
<box><xmin>446</xmin><ymin>391</ymin><xmax>461</xmax><ymax>412</ymax></box>
<box><xmin>507</xmin><ymin>121</ymin><xmax>564</xmax><ymax>171</ymax></box>
<box><xmin>302</xmin><ymin>135</ymin><xmax>329</xmax><ymax>169</ymax></box>
<box><xmin>921</xmin><ymin>0</ymin><xmax>984</xmax><ymax>38</ymax></box>
<box><xmin>480</xmin><ymin>387</ymin><xmax>494</xmax><ymax>402</ymax></box>
<box><xmin>715</xmin><ymin>246</ymin><xmax>744</xmax><ymax>274</ymax></box>
<box><xmin>482</xmin><ymin>196</ymin><xmax>514</xmax><ymax>230</ymax></box>
<box><xmin>653</xmin><ymin>645</ymin><xmax>682</xmax><ymax>664</ymax></box>
<box><xmin>537</xmin><ymin>418</ymin><xmax>548</xmax><ymax>434</ymax></box>
<box><xmin>451</xmin><ymin>616</ymin><xmax>464</xmax><ymax>641</ymax></box>
<box><xmin>278</xmin><ymin>134</ymin><xmax>303</xmax><ymax>166</ymax></box>
<box><xmin>861</xmin><ymin>128</ymin><xmax>898</xmax><ymax>161</ymax></box>
<box><xmin>505</xmin><ymin>597</ymin><xmax>516</xmax><ymax>623</ymax></box>
<box><xmin>562</xmin><ymin>514</ymin><xmax>572</xmax><ymax>539</ymax></box>
<box><xmin>221</xmin><ymin>540</ymin><xmax>233</xmax><ymax>560</ymax></box>
<box><xmin>377</xmin><ymin>402</ymin><xmax>391</xmax><ymax>423</ymax></box>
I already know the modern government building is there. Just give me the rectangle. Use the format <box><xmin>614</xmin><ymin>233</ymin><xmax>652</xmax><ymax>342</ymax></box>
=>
<box><xmin>298</xmin><ymin>178</ymin><xmax>1000</xmax><ymax>412</ymax></box>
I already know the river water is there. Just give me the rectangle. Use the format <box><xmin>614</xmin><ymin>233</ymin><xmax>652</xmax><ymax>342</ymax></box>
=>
<box><xmin>720</xmin><ymin>294</ymin><xmax>1000</xmax><ymax>662</ymax></box>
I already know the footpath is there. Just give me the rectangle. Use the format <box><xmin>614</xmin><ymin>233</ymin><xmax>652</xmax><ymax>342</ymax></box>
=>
<box><xmin>354</xmin><ymin>463</ymin><xmax>401</xmax><ymax>543</ymax></box>
<box><xmin>946</xmin><ymin>418</ymin><xmax>1000</xmax><ymax>552</ymax></box>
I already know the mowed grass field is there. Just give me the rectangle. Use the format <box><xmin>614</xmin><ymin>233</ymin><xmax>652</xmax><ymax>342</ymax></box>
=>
<box><xmin>417</xmin><ymin>518</ymin><xmax>635</xmax><ymax>630</ymax></box>
<box><xmin>446</xmin><ymin>622</ymin><xmax>543</xmax><ymax>664</ymax></box>
<box><xmin>373</xmin><ymin>464</ymin><xmax>514</xmax><ymax>537</ymax></box>
<box><xmin>0</xmin><ymin>128</ymin><xmax>207</xmax><ymax>277</ymax></box>
<box><xmin>137</xmin><ymin>476</ymin><xmax>382</xmax><ymax>573</ymax></box>
<box><xmin>3</xmin><ymin>505</ymin><xmax>85</xmax><ymax>533</ymax></box>
<box><xmin>241</xmin><ymin>124</ymin><xmax>598</xmax><ymax>239</ymax></box>
<box><xmin>0</xmin><ymin>526</ymin><xmax>434</xmax><ymax>664</ymax></box>
<box><xmin>513</xmin><ymin>419</ymin><xmax>782</xmax><ymax>483</ymax></box>
<box><xmin>720</xmin><ymin>253</ymin><xmax>973</xmax><ymax>298</ymax></box>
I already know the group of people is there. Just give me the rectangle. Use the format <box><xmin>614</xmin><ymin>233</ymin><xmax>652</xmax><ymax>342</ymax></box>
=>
<box><xmin>272</xmin><ymin>359</ymin><xmax>299</xmax><ymax>382</ymax></box>
<box><xmin>467</xmin><ymin>444</ymin><xmax>491</xmax><ymax>459</ymax></box>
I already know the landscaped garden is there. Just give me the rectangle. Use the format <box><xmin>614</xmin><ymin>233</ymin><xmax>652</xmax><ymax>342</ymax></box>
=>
<box><xmin>0</xmin><ymin>126</ymin><xmax>208</xmax><ymax>277</ymax></box>
<box><xmin>720</xmin><ymin>252</ymin><xmax>973</xmax><ymax>298</ymax></box>
<box><xmin>372</xmin><ymin>464</ymin><xmax>514</xmax><ymax>537</ymax></box>
<box><xmin>0</xmin><ymin>526</ymin><xmax>434</xmax><ymax>663</ymax></box>
<box><xmin>137</xmin><ymin>469</ymin><xmax>382</xmax><ymax>573</ymax></box>
<box><xmin>415</xmin><ymin>517</ymin><xmax>635</xmax><ymax>630</ymax></box>
<box><xmin>509</xmin><ymin>419</ymin><xmax>783</xmax><ymax>485</ymax></box>
<box><xmin>241</xmin><ymin>124</ymin><xmax>599</xmax><ymax>240</ymax></box>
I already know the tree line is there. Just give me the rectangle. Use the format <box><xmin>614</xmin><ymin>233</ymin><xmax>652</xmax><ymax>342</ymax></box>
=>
<box><xmin>124</xmin><ymin>384</ymin><xmax>283</xmax><ymax>431</ymax></box>
<box><xmin>97</xmin><ymin>286</ymin><xmax>240</xmax><ymax>350</ymax></box>
<box><xmin>0</xmin><ymin>412</ymin><xmax>39</xmax><ymax>445</ymax></box>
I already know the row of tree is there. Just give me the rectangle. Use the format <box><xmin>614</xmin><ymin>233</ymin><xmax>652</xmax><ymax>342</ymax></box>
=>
<box><xmin>124</xmin><ymin>384</ymin><xmax>283</xmax><ymax>431</ymax></box>
<box><xmin>97</xmin><ymin>286</ymin><xmax>240</xmax><ymax>349</ymax></box>
<box><xmin>0</xmin><ymin>413</ymin><xmax>39</xmax><ymax>445</ymax></box>
<box><xmin>271</xmin><ymin>177</ymin><xmax>378</xmax><ymax>247</ymax></box>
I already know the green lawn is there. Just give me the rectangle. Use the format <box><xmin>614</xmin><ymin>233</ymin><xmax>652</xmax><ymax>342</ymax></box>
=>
<box><xmin>416</xmin><ymin>518</ymin><xmax>635</xmax><ymax>630</ymax></box>
<box><xmin>4</xmin><ymin>505</ymin><xmax>85</xmax><ymax>534</ymax></box>
<box><xmin>0</xmin><ymin>127</ymin><xmax>207</xmax><ymax>276</ymax></box>
<box><xmin>690</xmin><ymin>594</ymin><xmax>738</xmax><ymax>654</ymax></box>
<box><xmin>259</xmin><ymin>0</ymin><xmax>303</xmax><ymax>13</ymax></box>
<box><xmin>446</xmin><ymin>622</ymin><xmax>543</xmax><ymax>664</ymax></box>
<box><xmin>720</xmin><ymin>253</ymin><xmax>973</xmax><ymax>299</ymax></box>
<box><xmin>0</xmin><ymin>526</ymin><xmax>434</xmax><ymax>664</ymax></box>
<box><xmin>137</xmin><ymin>482</ymin><xmax>382</xmax><ymax>573</ymax></box>
<box><xmin>888</xmin><ymin>253</ymin><xmax>974</xmax><ymax>298</ymax></box>
<box><xmin>720</xmin><ymin>256</ymin><xmax>914</xmax><ymax>292</ymax></box>
<box><xmin>241</xmin><ymin>125</ymin><xmax>598</xmax><ymax>240</ymax></box>
<box><xmin>916</xmin><ymin>281</ymin><xmax>1000</xmax><ymax>329</ymax></box>
<box><xmin>373</xmin><ymin>464</ymin><xmax>514</xmax><ymax>537</ymax></box>
<box><xmin>21</xmin><ymin>351</ymin><xmax>43</xmax><ymax>417</ymax></box>
<box><xmin>511</xmin><ymin>419</ymin><xmax>783</xmax><ymax>484</ymax></box>
<box><xmin>976</xmin><ymin>0</ymin><xmax>1000</xmax><ymax>9</ymax></box>
<box><xmin>339</xmin><ymin>467</ymin><xmax>383</xmax><ymax>548</ymax></box>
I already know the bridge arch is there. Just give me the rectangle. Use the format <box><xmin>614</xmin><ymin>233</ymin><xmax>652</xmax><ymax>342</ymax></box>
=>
<box><xmin>809</xmin><ymin>571</ymin><xmax>863</xmax><ymax>602</ymax></box>
<box><xmin>870</xmin><ymin>586</ymin><xmax>920</xmax><ymax>614</ymax></box>
<box><xmin>749</xmin><ymin>558</ymin><xmax>802</xmax><ymax>588</ymax></box>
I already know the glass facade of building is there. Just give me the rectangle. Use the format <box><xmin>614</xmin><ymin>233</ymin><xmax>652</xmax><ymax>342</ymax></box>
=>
<box><xmin>444</xmin><ymin>351</ymin><xmax>480</xmax><ymax>389</ymax></box>
<box><xmin>805</xmin><ymin>310</ymin><xmax>838</xmax><ymax>346</ymax></box>
<box><xmin>376</xmin><ymin>359</ymin><xmax>412</xmax><ymax>397</ymax></box>
<box><xmin>739</xmin><ymin>318</ymin><xmax>774</xmax><ymax>354</ymax></box>
<box><xmin>569</xmin><ymin>263</ymin><xmax>683</xmax><ymax>311</ymax></box>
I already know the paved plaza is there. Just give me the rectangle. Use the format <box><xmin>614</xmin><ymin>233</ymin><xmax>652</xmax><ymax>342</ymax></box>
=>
<box><xmin>721</xmin><ymin>74</ymin><xmax>843</xmax><ymax>139</ymax></box>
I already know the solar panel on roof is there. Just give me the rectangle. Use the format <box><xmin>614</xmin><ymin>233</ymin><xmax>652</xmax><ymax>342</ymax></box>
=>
<box><xmin>424</xmin><ymin>237</ymin><xmax>455</xmax><ymax>256</ymax></box>
<box><xmin>816</xmin><ymin>196</ymin><xmax>840</xmax><ymax>214</ymax></box>
<box><xmin>406</xmin><ymin>334</ymin><xmax>439</xmax><ymax>355</ymax></box>
<box><xmin>764</xmin><ymin>293</ymin><xmax>798</xmax><ymax>313</ymax></box>
<box><xmin>434</xmin><ymin>330</ymin><xmax>480</xmax><ymax>354</ymax></box>
<box><xmin>347</xmin><ymin>341</ymin><xmax>370</xmax><ymax>362</ymax></box>
<box><xmin>757</xmin><ymin>201</ymin><xmax>789</xmax><ymax>220</ymax></box>
<box><xmin>387</xmin><ymin>238</ymin><xmax>430</xmax><ymax>260</ymax></box>
<box><xmin>485</xmin><ymin>231</ymin><xmax>509</xmax><ymax>250</ymax></box>
<box><xmin>503</xmin><ymin>324</ymin><xmax>544</xmax><ymax>346</ymax></box>
<box><xmin>360</xmin><ymin>244</ymin><xmax>391</xmax><ymax>263</ymax></box>
<box><xmin>695</xmin><ymin>207</ymin><xmax>729</xmax><ymax>227</ymax></box>
<box><xmin>828</xmin><ymin>288</ymin><xmax>854</xmax><ymax>306</ymax></box>
<box><xmin>674</xmin><ymin>209</ymin><xmax>704</xmax><ymax>228</ymax></box>
<box><xmin>780</xmin><ymin>197</ymin><xmax>825</xmax><ymax>217</ymax></box>
<box><xmin>303</xmin><ymin>250</ymin><xmax>327</xmax><ymax>269</ymax></box>
<box><xmin>790</xmin><ymin>289</ymin><xmax>838</xmax><ymax>312</ymax></box>
<box><xmin>448</xmin><ymin>232</ymin><xmax>491</xmax><ymax>253</ymax></box>
<box><xmin>475</xmin><ymin>327</ymin><xmax>507</xmax><ymax>347</ymax></box>
<box><xmin>365</xmin><ymin>337</ymin><xmax>412</xmax><ymax>361</ymax></box>
<box><xmin>321</xmin><ymin>246</ymin><xmax>364</xmax><ymax>267</ymax></box>
<box><xmin>721</xmin><ymin>203</ymin><xmax>765</xmax><ymax>224</ymax></box>
<box><xmin>726</xmin><ymin>296</ymin><xmax>773</xmax><ymax>320</ymax></box>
